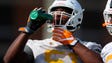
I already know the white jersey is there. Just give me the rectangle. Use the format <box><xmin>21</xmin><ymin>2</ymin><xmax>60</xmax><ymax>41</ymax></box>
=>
<box><xmin>101</xmin><ymin>42</ymin><xmax>112</xmax><ymax>63</ymax></box>
<box><xmin>26</xmin><ymin>38</ymin><xmax>102</xmax><ymax>63</ymax></box>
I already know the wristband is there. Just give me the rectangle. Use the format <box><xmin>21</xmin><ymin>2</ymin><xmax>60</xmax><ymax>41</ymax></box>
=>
<box><xmin>18</xmin><ymin>27</ymin><xmax>34</xmax><ymax>34</ymax></box>
<box><xmin>68</xmin><ymin>39</ymin><xmax>79</xmax><ymax>48</ymax></box>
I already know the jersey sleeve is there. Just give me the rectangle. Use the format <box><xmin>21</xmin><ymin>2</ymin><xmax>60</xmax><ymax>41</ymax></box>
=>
<box><xmin>80</xmin><ymin>40</ymin><xmax>102</xmax><ymax>54</ymax></box>
<box><xmin>24</xmin><ymin>45</ymin><xmax>34</xmax><ymax>63</ymax></box>
<box><xmin>101</xmin><ymin>42</ymin><xmax>112</xmax><ymax>63</ymax></box>
<box><xmin>23</xmin><ymin>39</ymin><xmax>35</xmax><ymax>63</ymax></box>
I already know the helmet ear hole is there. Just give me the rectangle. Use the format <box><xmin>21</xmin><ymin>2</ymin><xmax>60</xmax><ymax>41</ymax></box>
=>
<box><xmin>72</xmin><ymin>13</ymin><xmax>75</xmax><ymax>15</ymax></box>
<box><xmin>78</xmin><ymin>18</ymin><xmax>81</xmax><ymax>22</ymax></box>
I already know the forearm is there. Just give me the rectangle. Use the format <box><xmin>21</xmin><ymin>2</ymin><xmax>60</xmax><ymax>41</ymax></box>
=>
<box><xmin>3</xmin><ymin>32</ymin><xmax>30</xmax><ymax>63</ymax></box>
<box><xmin>72</xmin><ymin>42</ymin><xmax>103</xmax><ymax>63</ymax></box>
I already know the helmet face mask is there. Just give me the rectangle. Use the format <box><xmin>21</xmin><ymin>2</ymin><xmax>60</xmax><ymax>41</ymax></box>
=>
<box><xmin>103</xmin><ymin>0</ymin><xmax>112</xmax><ymax>35</ymax></box>
<box><xmin>49</xmin><ymin>8</ymin><xmax>73</xmax><ymax>28</ymax></box>
<box><xmin>104</xmin><ymin>12</ymin><xmax>112</xmax><ymax>35</ymax></box>
<box><xmin>47</xmin><ymin>0</ymin><xmax>84</xmax><ymax>32</ymax></box>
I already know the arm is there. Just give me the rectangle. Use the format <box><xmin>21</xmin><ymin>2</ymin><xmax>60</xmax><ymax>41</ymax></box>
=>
<box><xmin>72</xmin><ymin>42</ymin><xmax>103</xmax><ymax>63</ymax></box>
<box><xmin>3</xmin><ymin>32</ymin><xmax>31</xmax><ymax>63</ymax></box>
<box><xmin>3</xmin><ymin>8</ymin><xmax>52</xmax><ymax>63</ymax></box>
<box><xmin>52</xmin><ymin>27</ymin><xmax>103</xmax><ymax>63</ymax></box>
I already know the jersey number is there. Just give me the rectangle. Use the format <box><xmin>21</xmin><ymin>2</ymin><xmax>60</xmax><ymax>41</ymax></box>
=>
<box><xmin>45</xmin><ymin>50</ymin><xmax>77</xmax><ymax>63</ymax></box>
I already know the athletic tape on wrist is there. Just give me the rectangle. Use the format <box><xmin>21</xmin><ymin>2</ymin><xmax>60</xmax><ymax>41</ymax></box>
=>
<box><xmin>69</xmin><ymin>39</ymin><xmax>79</xmax><ymax>48</ymax></box>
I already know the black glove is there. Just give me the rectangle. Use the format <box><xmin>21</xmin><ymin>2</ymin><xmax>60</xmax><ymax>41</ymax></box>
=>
<box><xmin>19</xmin><ymin>8</ymin><xmax>53</xmax><ymax>34</ymax></box>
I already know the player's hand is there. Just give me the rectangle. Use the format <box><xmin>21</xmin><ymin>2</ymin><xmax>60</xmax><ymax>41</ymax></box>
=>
<box><xmin>19</xmin><ymin>8</ymin><xmax>53</xmax><ymax>34</ymax></box>
<box><xmin>52</xmin><ymin>27</ymin><xmax>76</xmax><ymax>45</ymax></box>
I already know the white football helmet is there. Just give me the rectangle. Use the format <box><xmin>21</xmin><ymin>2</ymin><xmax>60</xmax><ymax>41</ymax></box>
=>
<box><xmin>47</xmin><ymin>0</ymin><xmax>84</xmax><ymax>32</ymax></box>
<box><xmin>103</xmin><ymin>0</ymin><xmax>112</xmax><ymax>35</ymax></box>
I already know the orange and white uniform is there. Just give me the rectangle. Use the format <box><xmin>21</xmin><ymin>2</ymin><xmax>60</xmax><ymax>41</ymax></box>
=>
<box><xmin>101</xmin><ymin>42</ymin><xmax>112</xmax><ymax>63</ymax></box>
<box><xmin>26</xmin><ymin>38</ymin><xmax>102</xmax><ymax>63</ymax></box>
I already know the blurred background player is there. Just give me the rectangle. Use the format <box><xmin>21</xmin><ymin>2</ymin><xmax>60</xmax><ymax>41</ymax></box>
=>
<box><xmin>101</xmin><ymin>0</ymin><xmax>112</xmax><ymax>63</ymax></box>
<box><xmin>3</xmin><ymin>0</ymin><xmax>103</xmax><ymax>63</ymax></box>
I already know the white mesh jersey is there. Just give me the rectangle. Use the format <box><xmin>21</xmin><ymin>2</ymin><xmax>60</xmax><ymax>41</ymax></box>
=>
<box><xmin>26</xmin><ymin>38</ymin><xmax>102</xmax><ymax>63</ymax></box>
<box><xmin>101</xmin><ymin>42</ymin><xmax>112</xmax><ymax>63</ymax></box>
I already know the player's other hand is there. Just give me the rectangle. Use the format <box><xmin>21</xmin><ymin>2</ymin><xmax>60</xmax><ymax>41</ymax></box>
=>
<box><xmin>52</xmin><ymin>27</ymin><xmax>76</xmax><ymax>45</ymax></box>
